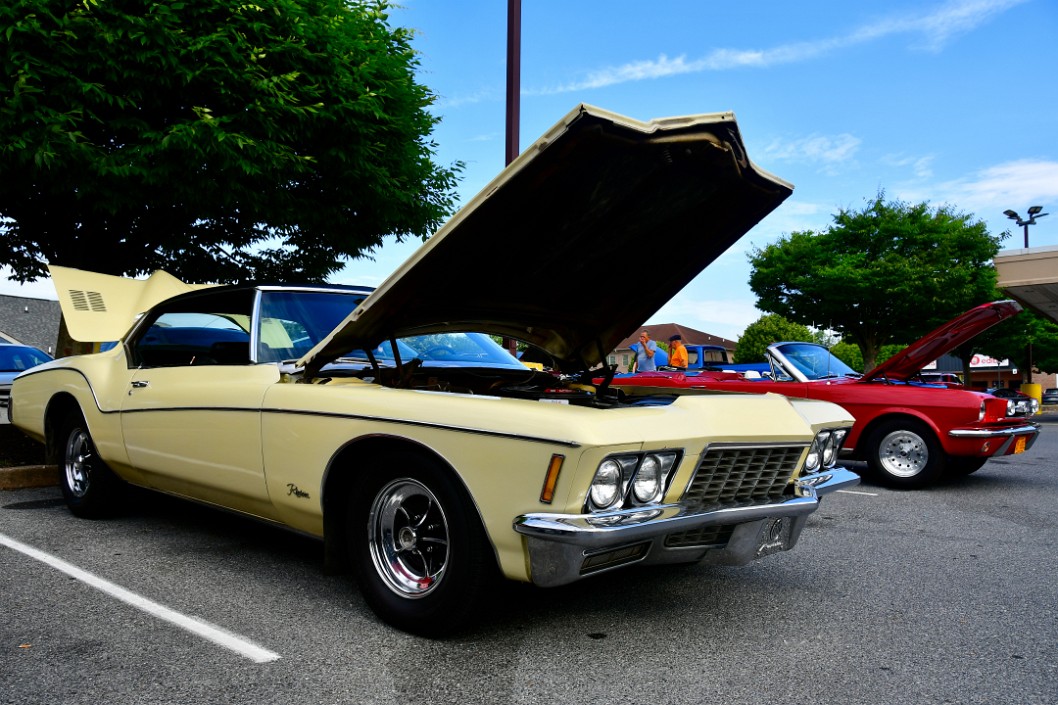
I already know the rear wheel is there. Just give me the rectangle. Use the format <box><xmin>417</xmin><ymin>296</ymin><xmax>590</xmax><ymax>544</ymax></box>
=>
<box><xmin>863</xmin><ymin>418</ymin><xmax>944</xmax><ymax>489</ymax></box>
<box><xmin>56</xmin><ymin>409</ymin><xmax>123</xmax><ymax>518</ymax></box>
<box><xmin>349</xmin><ymin>452</ymin><xmax>495</xmax><ymax>636</ymax></box>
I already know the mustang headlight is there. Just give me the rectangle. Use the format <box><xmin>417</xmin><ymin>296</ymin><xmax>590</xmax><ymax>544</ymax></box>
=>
<box><xmin>587</xmin><ymin>451</ymin><xmax>680</xmax><ymax>512</ymax></box>
<box><xmin>1006</xmin><ymin>399</ymin><xmax>1016</xmax><ymax>416</ymax></box>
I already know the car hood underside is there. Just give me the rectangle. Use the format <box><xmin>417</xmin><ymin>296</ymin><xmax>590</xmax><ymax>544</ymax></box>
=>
<box><xmin>300</xmin><ymin>104</ymin><xmax>793</xmax><ymax>377</ymax></box>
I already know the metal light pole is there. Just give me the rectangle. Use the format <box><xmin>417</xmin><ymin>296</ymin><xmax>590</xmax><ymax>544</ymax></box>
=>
<box><xmin>1003</xmin><ymin>205</ymin><xmax>1049</xmax><ymax>248</ymax></box>
<box><xmin>503</xmin><ymin>0</ymin><xmax>521</xmax><ymax>356</ymax></box>
<box><xmin>505</xmin><ymin>0</ymin><xmax>521</xmax><ymax>168</ymax></box>
<box><xmin>1004</xmin><ymin>206</ymin><xmax>1049</xmax><ymax>384</ymax></box>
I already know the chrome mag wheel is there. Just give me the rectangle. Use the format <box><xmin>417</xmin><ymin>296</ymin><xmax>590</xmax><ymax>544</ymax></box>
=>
<box><xmin>367</xmin><ymin>478</ymin><xmax>451</xmax><ymax>598</ymax></box>
<box><xmin>63</xmin><ymin>426</ymin><xmax>95</xmax><ymax>498</ymax></box>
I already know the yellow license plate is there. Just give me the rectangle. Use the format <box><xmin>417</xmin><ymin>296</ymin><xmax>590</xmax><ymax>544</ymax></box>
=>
<box><xmin>1014</xmin><ymin>435</ymin><xmax>1027</xmax><ymax>454</ymax></box>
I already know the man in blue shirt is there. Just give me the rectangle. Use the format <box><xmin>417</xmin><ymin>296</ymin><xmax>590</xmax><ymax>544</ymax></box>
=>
<box><xmin>632</xmin><ymin>330</ymin><xmax>658</xmax><ymax>372</ymax></box>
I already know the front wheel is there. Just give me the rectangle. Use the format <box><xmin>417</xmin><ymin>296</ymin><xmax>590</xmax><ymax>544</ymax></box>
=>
<box><xmin>56</xmin><ymin>409</ymin><xmax>123</xmax><ymax>518</ymax></box>
<box><xmin>349</xmin><ymin>452</ymin><xmax>496</xmax><ymax>636</ymax></box>
<box><xmin>863</xmin><ymin>418</ymin><xmax>944</xmax><ymax>489</ymax></box>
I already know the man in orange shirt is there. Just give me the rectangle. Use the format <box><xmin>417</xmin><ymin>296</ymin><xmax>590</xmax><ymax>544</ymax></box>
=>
<box><xmin>668</xmin><ymin>334</ymin><xmax>688</xmax><ymax>370</ymax></box>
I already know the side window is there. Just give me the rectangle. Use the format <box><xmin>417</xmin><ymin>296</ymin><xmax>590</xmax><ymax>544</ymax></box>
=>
<box><xmin>133</xmin><ymin>311</ymin><xmax>252</xmax><ymax>368</ymax></box>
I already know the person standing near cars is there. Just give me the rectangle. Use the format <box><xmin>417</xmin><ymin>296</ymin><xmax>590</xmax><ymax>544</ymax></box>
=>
<box><xmin>632</xmin><ymin>330</ymin><xmax>658</xmax><ymax>372</ymax></box>
<box><xmin>668</xmin><ymin>334</ymin><xmax>688</xmax><ymax>370</ymax></box>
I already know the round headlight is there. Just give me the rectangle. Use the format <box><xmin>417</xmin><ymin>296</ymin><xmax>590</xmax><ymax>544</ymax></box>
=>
<box><xmin>590</xmin><ymin>460</ymin><xmax>623</xmax><ymax>510</ymax></box>
<box><xmin>826</xmin><ymin>429</ymin><xmax>847</xmax><ymax>467</ymax></box>
<box><xmin>1030</xmin><ymin>398</ymin><xmax>1040</xmax><ymax>413</ymax></box>
<box><xmin>805</xmin><ymin>433</ymin><xmax>825</xmax><ymax>472</ymax></box>
<box><xmin>632</xmin><ymin>455</ymin><xmax>662</xmax><ymax>503</ymax></box>
<box><xmin>1006</xmin><ymin>399</ymin><xmax>1016</xmax><ymax>416</ymax></box>
<box><xmin>821</xmin><ymin>434</ymin><xmax>837</xmax><ymax>466</ymax></box>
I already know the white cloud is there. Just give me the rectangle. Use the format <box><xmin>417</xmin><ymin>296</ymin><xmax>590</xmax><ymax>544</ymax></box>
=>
<box><xmin>882</xmin><ymin>153</ymin><xmax>936</xmax><ymax>180</ymax></box>
<box><xmin>932</xmin><ymin>159</ymin><xmax>1058</xmax><ymax>210</ymax></box>
<box><xmin>530</xmin><ymin>0</ymin><xmax>1028</xmax><ymax>94</ymax></box>
<box><xmin>761</xmin><ymin>134</ymin><xmax>862</xmax><ymax>173</ymax></box>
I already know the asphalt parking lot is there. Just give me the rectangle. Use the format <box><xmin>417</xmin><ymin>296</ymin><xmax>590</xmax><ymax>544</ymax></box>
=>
<box><xmin>2</xmin><ymin>422</ymin><xmax>1057</xmax><ymax>705</ymax></box>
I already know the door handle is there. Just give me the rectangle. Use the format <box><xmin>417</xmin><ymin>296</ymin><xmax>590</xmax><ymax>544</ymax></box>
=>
<box><xmin>131</xmin><ymin>381</ymin><xmax>150</xmax><ymax>389</ymax></box>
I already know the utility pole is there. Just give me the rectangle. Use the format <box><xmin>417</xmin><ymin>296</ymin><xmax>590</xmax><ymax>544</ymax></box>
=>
<box><xmin>503</xmin><ymin>0</ymin><xmax>521</xmax><ymax>356</ymax></box>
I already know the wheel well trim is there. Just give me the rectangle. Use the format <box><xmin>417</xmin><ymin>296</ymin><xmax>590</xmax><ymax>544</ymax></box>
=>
<box><xmin>852</xmin><ymin>409</ymin><xmax>942</xmax><ymax>455</ymax></box>
<box><xmin>319</xmin><ymin>433</ymin><xmax>498</xmax><ymax>575</ymax></box>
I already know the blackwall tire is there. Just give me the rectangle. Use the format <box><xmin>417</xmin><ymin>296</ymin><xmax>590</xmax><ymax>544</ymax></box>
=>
<box><xmin>349</xmin><ymin>452</ymin><xmax>495</xmax><ymax>636</ymax></box>
<box><xmin>864</xmin><ymin>418</ymin><xmax>944</xmax><ymax>489</ymax></box>
<box><xmin>56</xmin><ymin>409</ymin><xmax>123</xmax><ymax>518</ymax></box>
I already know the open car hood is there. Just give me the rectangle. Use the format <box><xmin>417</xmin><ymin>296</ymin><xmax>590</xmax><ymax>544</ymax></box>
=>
<box><xmin>861</xmin><ymin>300</ymin><xmax>1023</xmax><ymax>382</ymax></box>
<box><xmin>301</xmin><ymin>104</ymin><xmax>793</xmax><ymax>377</ymax></box>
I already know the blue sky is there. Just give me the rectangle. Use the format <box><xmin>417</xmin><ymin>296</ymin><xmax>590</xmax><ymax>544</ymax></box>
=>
<box><xmin>4</xmin><ymin>0</ymin><xmax>1057</xmax><ymax>342</ymax></box>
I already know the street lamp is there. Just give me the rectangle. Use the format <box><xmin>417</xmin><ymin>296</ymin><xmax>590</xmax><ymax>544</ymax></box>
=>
<box><xmin>1003</xmin><ymin>205</ymin><xmax>1049</xmax><ymax>247</ymax></box>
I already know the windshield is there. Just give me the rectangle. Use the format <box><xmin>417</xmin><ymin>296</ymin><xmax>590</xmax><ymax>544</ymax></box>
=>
<box><xmin>0</xmin><ymin>346</ymin><xmax>52</xmax><ymax>372</ymax></box>
<box><xmin>338</xmin><ymin>333</ymin><xmax>527</xmax><ymax>370</ymax></box>
<box><xmin>257</xmin><ymin>290</ymin><xmax>369</xmax><ymax>362</ymax></box>
<box><xmin>774</xmin><ymin>343</ymin><xmax>859</xmax><ymax>381</ymax></box>
<box><xmin>256</xmin><ymin>290</ymin><xmax>526</xmax><ymax>370</ymax></box>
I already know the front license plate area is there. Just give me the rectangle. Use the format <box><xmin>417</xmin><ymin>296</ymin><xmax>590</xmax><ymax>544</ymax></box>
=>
<box><xmin>756</xmin><ymin>517</ymin><xmax>792</xmax><ymax>558</ymax></box>
<box><xmin>1014</xmin><ymin>435</ymin><xmax>1027</xmax><ymax>454</ymax></box>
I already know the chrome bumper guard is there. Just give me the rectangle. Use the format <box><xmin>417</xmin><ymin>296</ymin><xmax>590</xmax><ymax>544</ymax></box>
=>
<box><xmin>513</xmin><ymin>466</ymin><xmax>860</xmax><ymax>587</ymax></box>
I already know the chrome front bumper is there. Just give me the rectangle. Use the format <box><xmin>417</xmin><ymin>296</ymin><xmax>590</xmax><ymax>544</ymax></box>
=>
<box><xmin>513</xmin><ymin>467</ymin><xmax>859</xmax><ymax>587</ymax></box>
<box><xmin>948</xmin><ymin>422</ymin><xmax>1040</xmax><ymax>455</ymax></box>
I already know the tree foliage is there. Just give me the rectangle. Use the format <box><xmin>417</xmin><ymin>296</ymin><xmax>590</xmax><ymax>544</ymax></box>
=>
<box><xmin>748</xmin><ymin>192</ymin><xmax>1006</xmax><ymax>371</ymax></box>
<box><xmin>734</xmin><ymin>313</ymin><xmax>818</xmax><ymax>363</ymax></box>
<box><xmin>969</xmin><ymin>305</ymin><xmax>1058</xmax><ymax>382</ymax></box>
<box><xmin>0</xmin><ymin>0</ymin><xmax>461</xmax><ymax>283</ymax></box>
<box><xmin>830</xmin><ymin>340</ymin><xmax>906</xmax><ymax>373</ymax></box>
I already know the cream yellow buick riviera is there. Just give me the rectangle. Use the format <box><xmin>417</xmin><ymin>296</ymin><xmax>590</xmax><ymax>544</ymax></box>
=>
<box><xmin>10</xmin><ymin>105</ymin><xmax>857</xmax><ymax>635</ymax></box>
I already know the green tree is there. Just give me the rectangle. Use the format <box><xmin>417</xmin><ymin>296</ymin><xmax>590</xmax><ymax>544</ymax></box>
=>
<box><xmin>971</xmin><ymin>306</ymin><xmax>1058</xmax><ymax>382</ymax></box>
<box><xmin>830</xmin><ymin>340</ymin><xmax>905</xmax><ymax>374</ymax></box>
<box><xmin>1</xmin><ymin>0</ymin><xmax>460</xmax><ymax>284</ymax></box>
<box><xmin>734</xmin><ymin>313</ymin><xmax>817</xmax><ymax>363</ymax></box>
<box><xmin>748</xmin><ymin>192</ymin><xmax>1006</xmax><ymax>371</ymax></box>
<box><xmin>829</xmin><ymin>340</ymin><xmax>862</xmax><ymax>371</ymax></box>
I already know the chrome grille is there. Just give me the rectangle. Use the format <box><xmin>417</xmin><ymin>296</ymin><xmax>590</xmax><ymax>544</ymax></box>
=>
<box><xmin>680</xmin><ymin>444</ymin><xmax>806</xmax><ymax>511</ymax></box>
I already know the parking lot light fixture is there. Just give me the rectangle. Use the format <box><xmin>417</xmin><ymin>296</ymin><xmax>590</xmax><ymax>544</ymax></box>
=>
<box><xmin>1004</xmin><ymin>206</ymin><xmax>1049</xmax><ymax>247</ymax></box>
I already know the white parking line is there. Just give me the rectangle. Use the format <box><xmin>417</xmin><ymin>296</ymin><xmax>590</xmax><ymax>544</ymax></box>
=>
<box><xmin>0</xmin><ymin>531</ymin><xmax>280</xmax><ymax>663</ymax></box>
<box><xmin>836</xmin><ymin>489</ymin><xmax>879</xmax><ymax>496</ymax></box>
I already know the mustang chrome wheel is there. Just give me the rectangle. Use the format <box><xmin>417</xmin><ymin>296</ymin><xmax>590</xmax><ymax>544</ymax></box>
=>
<box><xmin>876</xmin><ymin>428</ymin><xmax>929</xmax><ymax>478</ymax></box>
<box><xmin>367</xmin><ymin>478</ymin><xmax>450</xmax><ymax>598</ymax></box>
<box><xmin>865</xmin><ymin>418</ymin><xmax>943</xmax><ymax>489</ymax></box>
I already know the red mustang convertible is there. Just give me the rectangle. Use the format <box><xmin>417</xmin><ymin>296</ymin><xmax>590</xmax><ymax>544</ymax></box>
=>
<box><xmin>607</xmin><ymin>301</ymin><xmax>1040</xmax><ymax>489</ymax></box>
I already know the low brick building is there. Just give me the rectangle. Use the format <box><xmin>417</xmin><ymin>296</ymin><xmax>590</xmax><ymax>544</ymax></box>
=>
<box><xmin>608</xmin><ymin>323</ymin><xmax>736</xmax><ymax>372</ymax></box>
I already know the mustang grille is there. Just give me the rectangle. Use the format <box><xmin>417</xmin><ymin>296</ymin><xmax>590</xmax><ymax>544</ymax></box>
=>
<box><xmin>680</xmin><ymin>444</ymin><xmax>806</xmax><ymax>511</ymax></box>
